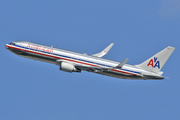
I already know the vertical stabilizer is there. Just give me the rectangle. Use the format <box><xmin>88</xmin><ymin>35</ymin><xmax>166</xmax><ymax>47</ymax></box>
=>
<box><xmin>136</xmin><ymin>46</ymin><xmax>175</xmax><ymax>74</ymax></box>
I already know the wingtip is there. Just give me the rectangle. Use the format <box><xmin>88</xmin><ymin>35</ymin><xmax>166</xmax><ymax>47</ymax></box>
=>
<box><xmin>167</xmin><ymin>46</ymin><xmax>175</xmax><ymax>49</ymax></box>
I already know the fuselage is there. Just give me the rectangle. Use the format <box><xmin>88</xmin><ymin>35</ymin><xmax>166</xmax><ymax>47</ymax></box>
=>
<box><xmin>5</xmin><ymin>41</ymin><xmax>164</xmax><ymax>80</ymax></box>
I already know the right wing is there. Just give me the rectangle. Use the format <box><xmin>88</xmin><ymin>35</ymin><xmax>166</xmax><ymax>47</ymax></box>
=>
<box><xmin>92</xmin><ymin>43</ymin><xmax>114</xmax><ymax>57</ymax></box>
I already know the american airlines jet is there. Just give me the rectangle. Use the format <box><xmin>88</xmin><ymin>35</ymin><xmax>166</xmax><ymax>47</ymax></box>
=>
<box><xmin>5</xmin><ymin>41</ymin><xmax>175</xmax><ymax>80</ymax></box>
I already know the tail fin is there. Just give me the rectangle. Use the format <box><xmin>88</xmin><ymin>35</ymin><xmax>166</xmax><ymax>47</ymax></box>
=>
<box><xmin>136</xmin><ymin>46</ymin><xmax>175</xmax><ymax>74</ymax></box>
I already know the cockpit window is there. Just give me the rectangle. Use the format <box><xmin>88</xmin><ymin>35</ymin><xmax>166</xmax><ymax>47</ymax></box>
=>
<box><xmin>10</xmin><ymin>42</ymin><xmax>15</xmax><ymax>45</ymax></box>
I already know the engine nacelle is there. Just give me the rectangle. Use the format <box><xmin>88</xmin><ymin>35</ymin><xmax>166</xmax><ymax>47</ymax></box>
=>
<box><xmin>60</xmin><ymin>62</ymin><xmax>81</xmax><ymax>73</ymax></box>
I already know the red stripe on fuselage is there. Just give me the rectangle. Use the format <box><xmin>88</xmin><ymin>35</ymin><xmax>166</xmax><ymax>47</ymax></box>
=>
<box><xmin>111</xmin><ymin>69</ymin><xmax>136</xmax><ymax>76</ymax></box>
<box><xmin>6</xmin><ymin>44</ymin><xmax>137</xmax><ymax>76</ymax></box>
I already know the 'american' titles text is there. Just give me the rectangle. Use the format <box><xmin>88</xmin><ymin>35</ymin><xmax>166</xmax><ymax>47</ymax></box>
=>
<box><xmin>27</xmin><ymin>44</ymin><xmax>53</xmax><ymax>53</ymax></box>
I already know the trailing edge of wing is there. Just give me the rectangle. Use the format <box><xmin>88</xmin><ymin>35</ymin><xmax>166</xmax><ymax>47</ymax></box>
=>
<box><xmin>92</xmin><ymin>43</ymin><xmax>114</xmax><ymax>57</ymax></box>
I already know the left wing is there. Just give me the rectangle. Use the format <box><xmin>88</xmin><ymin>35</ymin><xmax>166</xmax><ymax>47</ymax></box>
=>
<box><xmin>114</xmin><ymin>58</ymin><xmax>128</xmax><ymax>69</ymax></box>
<box><xmin>75</xmin><ymin>58</ymin><xmax>128</xmax><ymax>72</ymax></box>
<box><xmin>75</xmin><ymin>64</ymin><xmax>110</xmax><ymax>73</ymax></box>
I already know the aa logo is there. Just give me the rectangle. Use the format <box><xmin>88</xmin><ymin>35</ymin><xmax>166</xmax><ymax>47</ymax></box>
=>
<box><xmin>147</xmin><ymin>57</ymin><xmax>160</xmax><ymax>69</ymax></box>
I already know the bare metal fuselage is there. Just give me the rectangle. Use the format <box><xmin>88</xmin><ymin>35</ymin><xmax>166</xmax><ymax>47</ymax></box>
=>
<box><xmin>5</xmin><ymin>41</ymin><xmax>165</xmax><ymax>80</ymax></box>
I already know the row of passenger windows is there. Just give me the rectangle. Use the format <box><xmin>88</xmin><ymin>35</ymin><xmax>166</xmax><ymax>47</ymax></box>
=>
<box><xmin>24</xmin><ymin>45</ymin><xmax>112</xmax><ymax>67</ymax></box>
<box><xmin>17</xmin><ymin>45</ymin><xmax>136</xmax><ymax>71</ymax></box>
<box><xmin>15</xmin><ymin>45</ymin><xmax>138</xmax><ymax>73</ymax></box>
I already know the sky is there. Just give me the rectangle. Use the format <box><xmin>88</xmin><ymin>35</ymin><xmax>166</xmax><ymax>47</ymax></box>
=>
<box><xmin>1</xmin><ymin>0</ymin><xmax>180</xmax><ymax>120</ymax></box>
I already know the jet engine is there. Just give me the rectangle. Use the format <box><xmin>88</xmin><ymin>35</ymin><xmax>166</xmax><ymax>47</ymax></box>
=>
<box><xmin>60</xmin><ymin>62</ymin><xmax>81</xmax><ymax>73</ymax></box>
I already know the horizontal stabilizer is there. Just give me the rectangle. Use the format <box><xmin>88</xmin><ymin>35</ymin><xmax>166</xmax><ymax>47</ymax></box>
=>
<box><xmin>92</xmin><ymin>43</ymin><xmax>114</xmax><ymax>57</ymax></box>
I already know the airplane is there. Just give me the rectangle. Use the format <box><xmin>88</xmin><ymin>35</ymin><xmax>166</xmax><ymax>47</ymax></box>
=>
<box><xmin>5</xmin><ymin>41</ymin><xmax>175</xmax><ymax>80</ymax></box>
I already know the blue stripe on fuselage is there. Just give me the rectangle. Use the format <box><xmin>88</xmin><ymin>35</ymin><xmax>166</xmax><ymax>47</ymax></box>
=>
<box><xmin>8</xmin><ymin>44</ymin><xmax>141</xmax><ymax>75</ymax></box>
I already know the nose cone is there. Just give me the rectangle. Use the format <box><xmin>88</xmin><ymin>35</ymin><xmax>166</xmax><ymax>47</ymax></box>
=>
<box><xmin>5</xmin><ymin>44</ymin><xmax>9</xmax><ymax>49</ymax></box>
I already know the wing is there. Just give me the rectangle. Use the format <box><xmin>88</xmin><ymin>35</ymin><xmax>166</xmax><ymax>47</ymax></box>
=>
<box><xmin>92</xmin><ymin>43</ymin><xmax>114</xmax><ymax>57</ymax></box>
<box><xmin>75</xmin><ymin>64</ymin><xmax>110</xmax><ymax>73</ymax></box>
<box><xmin>114</xmin><ymin>58</ymin><xmax>128</xmax><ymax>69</ymax></box>
<box><xmin>75</xmin><ymin>58</ymin><xmax>128</xmax><ymax>72</ymax></box>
